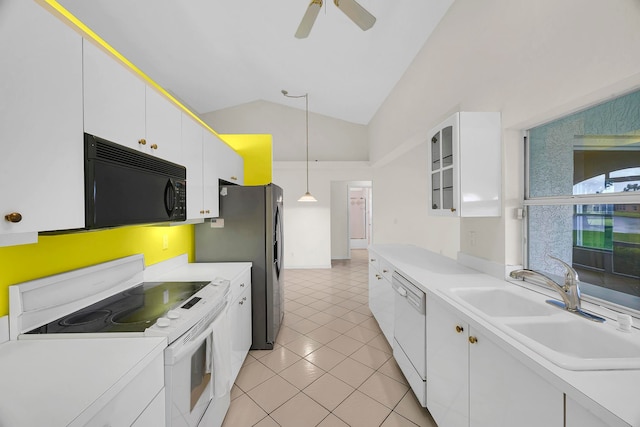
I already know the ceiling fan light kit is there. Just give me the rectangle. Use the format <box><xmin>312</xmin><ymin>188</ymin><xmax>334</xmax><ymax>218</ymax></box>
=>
<box><xmin>295</xmin><ymin>0</ymin><xmax>376</xmax><ymax>39</ymax></box>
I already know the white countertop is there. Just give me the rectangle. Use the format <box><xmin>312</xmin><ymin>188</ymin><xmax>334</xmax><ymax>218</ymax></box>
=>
<box><xmin>370</xmin><ymin>244</ymin><xmax>640</xmax><ymax>427</ymax></box>
<box><xmin>0</xmin><ymin>337</ymin><xmax>166</xmax><ymax>427</ymax></box>
<box><xmin>143</xmin><ymin>254</ymin><xmax>251</xmax><ymax>283</ymax></box>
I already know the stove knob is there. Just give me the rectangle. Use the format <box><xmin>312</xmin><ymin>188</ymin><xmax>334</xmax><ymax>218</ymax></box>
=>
<box><xmin>156</xmin><ymin>317</ymin><xmax>171</xmax><ymax>328</ymax></box>
<box><xmin>167</xmin><ymin>310</ymin><xmax>181</xmax><ymax>319</ymax></box>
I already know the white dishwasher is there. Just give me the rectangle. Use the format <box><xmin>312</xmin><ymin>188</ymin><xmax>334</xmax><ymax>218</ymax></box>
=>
<box><xmin>392</xmin><ymin>271</ymin><xmax>426</xmax><ymax>406</ymax></box>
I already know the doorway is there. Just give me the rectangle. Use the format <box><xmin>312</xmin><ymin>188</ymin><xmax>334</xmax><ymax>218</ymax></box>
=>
<box><xmin>349</xmin><ymin>186</ymin><xmax>372</xmax><ymax>249</ymax></box>
<box><xmin>330</xmin><ymin>180</ymin><xmax>372</xmax><ymax>260</ymax></box>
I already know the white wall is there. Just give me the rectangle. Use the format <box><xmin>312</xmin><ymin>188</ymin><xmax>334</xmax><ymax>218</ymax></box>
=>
<box><xmin>369</xmin><ymin>0</ymin><xmax>640</xmax><ymax>265</ymax></box>
<box><xmin>202</xmin><ymin>100</ymin><xmax>368</xmax><ymax>161</ymax></box>
<box><xmin>273</xmin><ymin>162</ymin><xmax>372</xmax><ymax>268</ymax></box>
<box><xmin>331</xmin><ymin>181</ymin><xmax>350</xmax><ymax>260</ymax></box>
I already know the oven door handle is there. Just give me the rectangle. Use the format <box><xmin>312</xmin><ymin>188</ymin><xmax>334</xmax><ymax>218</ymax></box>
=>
<box><xmin>166</xmin><ymin>322</ymin><xmax>215</xmax><ymax>365</ymax></box>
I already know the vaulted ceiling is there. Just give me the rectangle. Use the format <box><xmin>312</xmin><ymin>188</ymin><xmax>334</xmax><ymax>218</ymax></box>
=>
<box><xmin>57</xmin><ymin>0</ymin><xmax>453</xmax><ymax>125</ymax></box>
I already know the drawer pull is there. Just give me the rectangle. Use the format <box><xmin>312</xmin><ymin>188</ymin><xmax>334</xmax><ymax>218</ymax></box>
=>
<box><xmin>4</xmin><ymin>212</ymin><xmax>22</xmax><ymax>223</ymax></box>
<box><xmin>138</xmin><ymin>138</ymin><xmax>146</xmax><ymax>145</ymax></box>
<box><xmin>240</xmin><ymin>283</ymin><xmax>245</xmax><ymax>287</ymax></box>
<box><xmin>450</xmin><ymin>207</ymin><xmax>457</xmax><ymax>213</ymax></box>
<box><xmin>383</xmin><ymin>269</ymin><xmax>389</xmax><ymax>273</ymax></box>
<box><xmin>376</xmin><ymin>274</ymin><xmax>382</xmax><ymax>280</ymax></box>
<box><xmin>455</xmin><ymin>325</ymin><xmax>464</xmax><ymax>333</ymax></box>
<box><xmin>468</xmin><ymin>336</ymin><xmax>478</xmax><ymax>344</ymax></box>
<box><xmin>150</xmin><ymin>143</ymin><xmax>158</xmax><ymax>150</ymax></box>
<box><xmin>239</xmin><ymin>300</ymin><xmax>244</xmax><ymax>305</ymax></box>
<box><xmin>370</xmin><ymin>258</ymin><xmax>376</xmax><ymax>262</ymax></box>
<box><xmin>231</xmin><ymin>176</ymin><xmax>238</xmax><ymax>181</ymax></box>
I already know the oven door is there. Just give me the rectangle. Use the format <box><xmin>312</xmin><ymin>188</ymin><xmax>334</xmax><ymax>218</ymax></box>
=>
<box><xmin>165</xmin><ymin>320</ymin><xmax>215</xmax><ymax>427</ymax></box>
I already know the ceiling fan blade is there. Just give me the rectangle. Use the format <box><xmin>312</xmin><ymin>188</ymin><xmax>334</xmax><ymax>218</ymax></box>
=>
<box><xmin>295</xmin><ymin>0</ymin><xmax>323</xmax><ymax>39</ymax></box>
<box><xmin>334</xmin><ymin>0</ymin><xmax>376</xmax><ymax>31</ymax></box>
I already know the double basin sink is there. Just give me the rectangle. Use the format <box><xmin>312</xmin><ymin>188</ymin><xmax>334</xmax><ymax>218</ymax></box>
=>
<box><xmin>446</xmin><ymin>286</ymin><xmax>640</xmax><ymax>371</ymax></box>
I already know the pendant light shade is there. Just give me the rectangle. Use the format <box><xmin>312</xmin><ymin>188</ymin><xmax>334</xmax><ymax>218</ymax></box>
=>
<box><xmin>282</xmin><ymin>89</ymin><xmax>317</xmax><ymax>202</ymax></box>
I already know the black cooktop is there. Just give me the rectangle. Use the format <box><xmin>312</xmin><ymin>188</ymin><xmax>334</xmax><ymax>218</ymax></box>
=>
<box><xmin>26</xmin><ymin>281</ymin><xmax>210</xmax><ymax>335</ymax></box>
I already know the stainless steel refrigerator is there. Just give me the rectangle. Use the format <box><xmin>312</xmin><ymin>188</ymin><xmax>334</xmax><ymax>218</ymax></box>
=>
<box><xmin>195</xmin><ymin>183</ymin><xmax>284</xmax><ymax>350</ymax></box>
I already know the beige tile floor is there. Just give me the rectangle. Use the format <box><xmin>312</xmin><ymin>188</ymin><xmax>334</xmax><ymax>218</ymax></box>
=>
<box><xmin>221</xmin><ymin>250</ymin><xmax>438</xmax><ymax>427</ymax></box>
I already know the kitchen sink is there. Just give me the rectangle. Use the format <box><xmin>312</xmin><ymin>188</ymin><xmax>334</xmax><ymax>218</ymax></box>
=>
<box><xmin>504</xmin><ymin>317</ymin><xmax>640</xmax><ymax>370</ymax></box>
<box><xmin>449</xmin><ymin>287</ymin><xmax>557</xmax><ymax>317</ymax></box>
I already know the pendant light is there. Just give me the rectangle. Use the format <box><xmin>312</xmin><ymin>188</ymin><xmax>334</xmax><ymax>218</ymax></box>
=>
<box><xmin>282</xmin><ymin>89</ymin><xmax>317</xmax><ymax>202</ymax></box>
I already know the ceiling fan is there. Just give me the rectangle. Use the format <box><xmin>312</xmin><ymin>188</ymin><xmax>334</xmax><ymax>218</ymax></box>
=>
<box><xmin>295</xmin><ymin>0</ymin><xmax>376</xmax><ymax>39</ymax></box>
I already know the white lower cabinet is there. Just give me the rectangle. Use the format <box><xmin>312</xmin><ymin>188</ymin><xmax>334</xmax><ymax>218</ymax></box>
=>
<box><xmin>368</xmin><ymin>253</ymin><xmax>394</xmax><ymax>345</ymax></box>
<box><xmin>132</xmin><ymin>388</ymin><xmax>166</xmax><ymax>427</ymax></box>
<box><xmin>426</xmin><ymin>296</ymin><xmax>564</xmax><ymax>427</ymax></box>
<box><xmin>86</xmin><ymin>351</ymin><xmax>165</xmax><ymax>427</ymax></box>
<box><xmin>565</xmin><ymin>396</ymin><xmax>611</xmax><ymax>427</ymax></box>
<box><xmin>229</xmin><ymin>269</ymin><xmax>252</xmax><ymax>381</ymax></box>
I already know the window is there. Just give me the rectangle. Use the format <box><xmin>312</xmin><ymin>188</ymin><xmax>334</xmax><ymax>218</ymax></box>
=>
<box><xmin>526</xmin><ymin>89</ymin><xmax>640</xmax><ymax>311</ymax></box>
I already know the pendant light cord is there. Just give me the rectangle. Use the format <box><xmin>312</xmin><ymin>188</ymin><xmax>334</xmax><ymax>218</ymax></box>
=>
<box><xmin>305</xmin><ymin>93</ymin><xmax>310</xmax><ymax>193</ymax></box>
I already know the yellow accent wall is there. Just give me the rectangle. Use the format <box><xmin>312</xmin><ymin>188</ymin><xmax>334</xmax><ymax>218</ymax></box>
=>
<box><xmin>222</xmin><ymin>134</ymin><xmax>273</xmax><ymax>185</ymax></box>
<box><xmin>0</xmin><ymin>225</ymin><xmax>194</xmax><ymax>316</ymax></box>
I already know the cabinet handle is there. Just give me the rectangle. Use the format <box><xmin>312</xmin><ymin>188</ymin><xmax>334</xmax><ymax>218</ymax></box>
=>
<box><xmin>370</xmin><ymin>258</ymin><xmax>376</xmax><ymax>262</ymax></box>
<box><xmin>150</xmin><ymin>144</ymin><xmax>158</xmax><ymax>150</ymax></box>
<box><xmin>450</xmin><ymin>208</ymin><xmax>457</xmax><ymax>213</ymax></box>
<box><xmin>375</xmin><ymin>274</ymin><xmax>382</xmax><ymax>280</ymax></box>
<box><xmin>200</xmin><ymin>210</ymin><xmax>205</xmax><ymax>214</ymax></box>
<box><xmin>4</xmin><ymin>212</ymin><xmax>22</xmax><ymax>223</ymax></box>
<box><xmin>240</xmin><ymin>283</ymin><xmax>245</xmax><ymax>287</ymax></box>
<box><xmin>455</xmin><ymin>325</ymin><xmax>464</xmax><ymax>333</ymax></box>
<box><xmin>205</xmin><ymin>210</ymin><xmax>210</xmax><ymax>214</ymax></box>
<box><xmin>468</xmin><ymin>336</ymin><xmax>478</xmax><ymax>344</ymax></box>
<box><xmin>230</xmin><ymin>176</ymin><xmax>238</xmax><ymax>181</ymax></box>
<box><xmin>243</xmin><ymin>297</ymin><xmax>247</xmax><ymax>301</ymax></box>
<box><xmin>382</xmin><ymin>269</ymin><xmax>389</xmax><ymax>273</ymax></box>
<box><xmin>138</xmin><ymin>138</ymin><xmax>146</xmax><ymax>145</ymax></box>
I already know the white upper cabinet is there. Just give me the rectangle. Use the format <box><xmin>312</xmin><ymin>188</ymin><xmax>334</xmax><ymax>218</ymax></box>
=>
<box><xmin>181</xmin><ymin>113</ymin><xmax>205</xmax><ymax>220</ymax></box>
<box><xmin>183</xmin><ymin>114</ymin><xmax>220</xmax><ymax>220</ymax></box>
<box><xmin>83</xmin><ymin>40</ymin><xmax>182</xmax><ymax>164</ymax></box>
<box><xmin>144</xmin><ymin>86</ymin><xmax>182</xmax><ymax>162</ymax></box>
<box><xmin>0</xmin><ymin>0</ymin><xmax>84</xmax><ymax>243</ymax></box>
<box><xmin>215</xmin><ymin>138</ymin><xmax>244</xmax><ymax>185</ymax></box>
<box><xmin>428</xmin><ymin>112</ymin><xmax>501</xmax><ymax>217</ymax></box>
<box><xmin>83</xmin><ymin>40</ymin><xmax>146</xmax><ymax>151</ymax></box>
<box><xmin>202</xmin><ymin>132</ymin><xmax>221</xmax><ymax>217</ymax></box>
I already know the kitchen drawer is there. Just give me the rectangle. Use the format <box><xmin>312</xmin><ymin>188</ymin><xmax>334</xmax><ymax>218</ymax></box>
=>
<box><xmin>132</xmin><ymin>388</ymin><xmax>166</xmax><ymax>427</ymax></box>
<box><xmin>85</xmin><ymin>351</ymin><xmax>164</xmax><ymax>427</ymax></box>
<box><xmin>230</xmin><ymin>269</ymin><xmax>251</xmax><ymax>303</ymax></box>
<box><xmin>379</xmin><ymin>258</ymin><xmax>393</xmax><ymax>282</ymax></box>
<box><xmin>369</xmin><ymin>254</ymin><xmax>380</xmax><ymax>271</ymax></box>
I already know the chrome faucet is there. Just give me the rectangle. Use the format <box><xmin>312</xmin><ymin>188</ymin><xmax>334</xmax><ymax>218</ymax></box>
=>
<box><xmin>510</xmin><ymin>255</ymin><xmax>605</xmax><ymax>322</ymax></box>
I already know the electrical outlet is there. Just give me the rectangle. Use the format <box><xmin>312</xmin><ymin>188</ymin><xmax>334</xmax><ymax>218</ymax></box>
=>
<box><xmin>162</xmin><ymin>235</ymin><xmax>169</xmax><ymax>250</ymax></box>
<box><xmin>469</xmin><ymin>231</ymin><xmax>476</xmax><ymax>247</ymax></box>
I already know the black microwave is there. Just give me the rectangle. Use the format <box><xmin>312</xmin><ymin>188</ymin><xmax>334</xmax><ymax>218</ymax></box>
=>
<box><xmin>84</xmin><ymin>133</ymin><xmax>186</xmax><ymax>229</ymax></box>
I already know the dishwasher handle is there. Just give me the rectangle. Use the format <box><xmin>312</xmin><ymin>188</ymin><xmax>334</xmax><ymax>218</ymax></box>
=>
<box><xmin>394</xmin><ymin>286</ymin><xmax>407</xmax><ymax>297</ymax></box>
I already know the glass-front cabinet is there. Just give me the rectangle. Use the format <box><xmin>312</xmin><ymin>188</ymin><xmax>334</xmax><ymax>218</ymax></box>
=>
<box><xmin>431</xmin><ymin>118</ymin><xmax>456</xmax><ymax>212</ymax></box>
<box><xmin>428</xmin><ymin>112</ymin><xmax>502</xmax><ymax>217</ymax></box>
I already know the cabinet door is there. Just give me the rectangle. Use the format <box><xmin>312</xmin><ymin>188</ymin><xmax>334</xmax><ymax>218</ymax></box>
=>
<box><xmin>565</xmin><ymin>396</ymin><xmax>612</xmax><ymax>427</ymax></box>
<box><xmin>216</xmin><ymin>138</ymin><xmax>244</xmax><ymax>185</ymax></box>
<box><xmin>429</xmin><ymin>114</ymin><xmax>459</xmax><ymax>216</ymax></box>
<box><xmin>145</xmin><ymin>87</ymin><xmax>182</xmax><ymax>162</ymax></box>
<box><xmin>230</xmin><ymin>286</ymin><xmax>252</xmax><ymax>381</ymax></box>
<box><xmin>83</xmin><ymin>39</ymin><xmax>146</xmax><ymax>150</ymax></box>
<box><xmin>469</xmin><ymin>328</ymin><xmax>563</xmax><ymax>427</ymax></box>
<box><xmin>203</xmin><ymin>132</ymin><xmax>221</xmax><ymax>218</ymax></box>
<box><xmin>426</xmin><ymin>297</ymin><xmax>469</xmax><ymax>427</ymax></box>
<box><xmin>181</xmin><ymin>113</ymin><xmax>205</xmax><ymax>220</ymax></box>
<box><xmin>132</xmin><ymin>389</ymin><xmax>166</xmax><ymax>427</ymax></box>
<box><xmin>0</xmin><ymin>0</ymin><xmax>84</xmax><ymax>238</ymax></box>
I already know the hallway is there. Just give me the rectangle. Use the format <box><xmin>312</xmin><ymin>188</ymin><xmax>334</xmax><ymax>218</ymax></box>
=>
<box><xmin>222</xmin><ymin>250</ymin><xmax>437</xmax><ymax>427</ymax></box>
